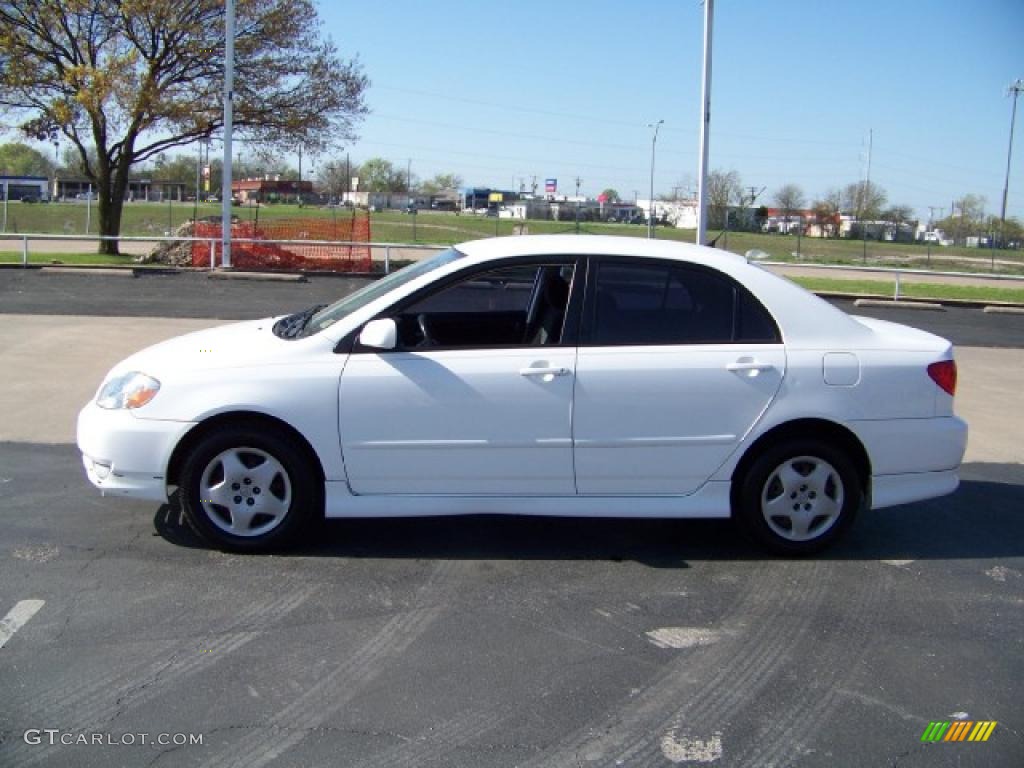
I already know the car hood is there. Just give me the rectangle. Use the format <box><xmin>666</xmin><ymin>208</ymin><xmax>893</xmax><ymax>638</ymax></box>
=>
<box><xmin>106</xmin><ymin>317</ymin><xmax>310</xmax><ymax>379</ymax></box>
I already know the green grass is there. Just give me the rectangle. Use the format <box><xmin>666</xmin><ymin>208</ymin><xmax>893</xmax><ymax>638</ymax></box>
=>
<box><xmin>790</xmin><ymin>276</ymin><xmax>1024</xmax><ymax>304</ymax></box>
<box><xmin>0</xmin><ymin>251</ymin><xmax>137</xmax><ymax>265</ymax></box>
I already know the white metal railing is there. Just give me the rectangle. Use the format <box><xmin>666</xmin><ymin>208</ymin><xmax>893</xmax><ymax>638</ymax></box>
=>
<box><xmin>2</xmin><ymin>234</ymin><xmax>1022</xmax><ymax>293</ymax></box>
<box><xmin>0</xmin><ymin>233</ymin><xmax>444</xmax><ymax>274</ymax></box>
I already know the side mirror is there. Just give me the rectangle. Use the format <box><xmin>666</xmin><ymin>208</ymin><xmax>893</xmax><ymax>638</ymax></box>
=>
<box><xmin>358</xmin><ymin>318</ymin><xmax>398</xmax><ymax>350</ymax></box>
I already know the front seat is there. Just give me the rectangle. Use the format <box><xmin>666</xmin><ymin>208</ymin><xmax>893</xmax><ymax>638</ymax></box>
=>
<box><xmin>525</xmin><ymin>269</ymin><xmax>570</xmax><ymax>345</ymax></box>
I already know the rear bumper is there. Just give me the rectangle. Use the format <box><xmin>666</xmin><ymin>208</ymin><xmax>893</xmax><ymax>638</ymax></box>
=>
<box><xmin>871</xmin><ymin>468</ymin><xmax>960</xmax><ymax>510</ymax></box>
<box><xmin>76</xmin><ymin>401</ymin><xmax>195</xmax><ymax>502</ymax></box>
<box><xmin>848</xmin><ymin>416</ymin><xmax>968</xmax><ymax>476</ymax></box>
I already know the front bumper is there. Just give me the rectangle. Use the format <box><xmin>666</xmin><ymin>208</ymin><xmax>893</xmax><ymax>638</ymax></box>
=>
<box><xmin>76</xmin><ymin>401</ymin><xmax>195</xmax><ymax>502</ymax></box>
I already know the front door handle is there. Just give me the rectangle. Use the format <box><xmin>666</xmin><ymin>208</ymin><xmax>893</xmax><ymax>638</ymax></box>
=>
<box><xmin>726</xmin><ymin>360</ymin><xmax>774</xmax><ymax>374</ymax></box>
<box><xmin>519</xmin><ymin>366</ymin><xmax>571</xmax><ymax>378</ymax></box>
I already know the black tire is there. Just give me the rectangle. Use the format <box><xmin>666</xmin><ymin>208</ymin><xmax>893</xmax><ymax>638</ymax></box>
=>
<box><xmin>735</xmin><ymin>438</ymin><xmax>863</xmax><ymax>556</ymax></box>
<box><xmin>179</xmin><ymin>425</ymin><xmax>320</xmax><ymax>552</ymax></box>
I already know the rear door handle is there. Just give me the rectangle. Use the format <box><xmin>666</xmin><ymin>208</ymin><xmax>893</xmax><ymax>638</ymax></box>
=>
<box><xmin>519</xmin><ymin>366</ymin><xmax>570</xmax><ymax>377</ymax></box>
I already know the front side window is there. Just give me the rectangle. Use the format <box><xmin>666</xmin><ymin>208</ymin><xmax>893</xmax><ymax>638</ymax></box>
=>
<box><xmin>300</xmin><ymin>248</ymin><xmax>465</xmax><ymax>337</ymax></box>
<box><xmin>392</xmin><ymin>263</ymin><xmax>575</xmax><ymax>349</ymax></box>
<box><xmin>588</xmin><ymin>260</ymin><xmax>778</xmax><ymax>346</ymax></box>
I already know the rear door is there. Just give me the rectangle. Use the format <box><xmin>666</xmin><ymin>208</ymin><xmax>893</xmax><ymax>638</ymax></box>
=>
<box><xmin>573</xmin><ymin>258</ymin><xmax>785</xmax><ymax>495</ymax></box>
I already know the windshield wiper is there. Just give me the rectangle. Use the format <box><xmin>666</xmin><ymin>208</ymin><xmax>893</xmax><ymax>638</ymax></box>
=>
<box><xmin>273</xmin><ymin>303</ymin><xmax>327</xmax><ymax>339</ymax></box>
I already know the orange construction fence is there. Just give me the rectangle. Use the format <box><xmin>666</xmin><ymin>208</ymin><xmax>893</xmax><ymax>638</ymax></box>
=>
<box><xmin>192</xmin><ymin>209</ymin><xmax>371</xmax><ymax>272</ymax></box>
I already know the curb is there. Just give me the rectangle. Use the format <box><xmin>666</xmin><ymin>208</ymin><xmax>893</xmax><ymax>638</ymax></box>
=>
<box><xmin>983</xmin><ymin>305</ymin><xmax>1024</xmax><ymax>315</ymax></box>
<box><xmin>853</xmin><ymin>298</ymin><xmax>945</xmax><ymax>311</ymax></box>
<box><xmin>207</xmin><ymin>270</ymin><xmax>307</xmax><ymax>283</ymax></box>
<box><xmin>39</xmin><ymin>266</ymin><xmax>135</xmax><ymax>277</ymax></box>
<box><xmin>812</xmin><ymin>290</ymin><xmax>1024</xmax><ymax>310</ymax></box>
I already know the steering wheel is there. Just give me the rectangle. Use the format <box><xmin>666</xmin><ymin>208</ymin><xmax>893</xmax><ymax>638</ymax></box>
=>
<box><xmin>416</xmin><ymin>313</ymin><xmax>436</xmax><ymax>348</ymax></box>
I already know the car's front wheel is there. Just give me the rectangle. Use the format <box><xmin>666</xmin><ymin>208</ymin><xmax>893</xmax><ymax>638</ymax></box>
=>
<box><xmin>736</xmin><ymin>439</ymin><xmax>863</xmax><ymax>555</ymax></box>
<box><xmin>179</xmin><ymin>426</ymin><xmax>318</xmax><ymax>552</ymax></box>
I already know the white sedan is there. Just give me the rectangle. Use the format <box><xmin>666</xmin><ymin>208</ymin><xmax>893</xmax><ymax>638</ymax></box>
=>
<box><xmin>77</xmin><ymin>235</ymin><xmax>967</xmax><ymax>554</ymax></box>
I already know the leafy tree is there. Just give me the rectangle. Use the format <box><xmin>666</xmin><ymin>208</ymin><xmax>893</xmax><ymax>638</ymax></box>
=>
<box><xmin>152</xmin><ymin>154</ymin><xmax>202</xmax><ymax>186</ymax></box>
<box><xmin>0</xmin><ymin>141</ymin><xmax>54</xmax><ymax>177</ymax></box>
<box><xmin>420</xmin><ymin>173</ymin><xmax>464</xmax><ymax>196</ymax></box>
<box><xmin>935</xmin><ymin>194</ymin><xmax>987</xmax><ymax>245</ymax></box>
<box><xmin>358</xmin><ymin>158</ymin><xmax>411</xmax><ymax>193</ymax></box>
<box><xmin>706</xmin><ymin>169</ymin><xmax>742</xmax><ymax>230</ymax></box>
<box><xmin>773</xmin><ymin>183</ymin><xmax>806</xmax><ymax>231</ymax></box>
<box><xmin>0</xmin><ymin>1</ymin><xmax>367</xmax><ymax>253</ymax></box>
<box><xmin>881</xmin><ymin>204</ymin><xmax>916</xmax><ymax>241</ymax></box>
<box><xmin>599</xmin><ymin>188</ymin><xmax>620</xmax><ymax>202</ymax></box>
<box><xmin>997</xmin><ymin>216</ymin><xmax>1023</xmax><ymax>246</ymax></box>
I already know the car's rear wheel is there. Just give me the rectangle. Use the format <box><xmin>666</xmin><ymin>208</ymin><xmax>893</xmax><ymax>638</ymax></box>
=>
<box><xmin>736</xmin><ymin>439</ymin><xmax>863</xmax><ymax>555</ymax></box>
<box><xmin>179</xmin><ymin>426</ymin><xmax>317</xmax><ymax>552</ymax></box>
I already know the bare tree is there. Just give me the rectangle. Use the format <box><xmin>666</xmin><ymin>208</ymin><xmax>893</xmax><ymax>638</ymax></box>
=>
<box><xmin>811</xmin><ymin>188</ymin><xmax>842</xmax><ymax>238</ymax></box>
<box><xmin>842</xmin><ymin>181</ymin><xmax>888</xmax><ymax>236</ymax></box>
<box><xmin>707</xmin><ymin>169</ymin><xmax>742</xmax><ymax>230</ymax></box>
<box><xmin>0</xmin><ymin>1</ymin><xmax>368</xmax><ymax>253</ymax></box>
<box><xmin>773</xmin><ymin>183</ymin><xmax>806</xmax><ymax>233</ymax></box>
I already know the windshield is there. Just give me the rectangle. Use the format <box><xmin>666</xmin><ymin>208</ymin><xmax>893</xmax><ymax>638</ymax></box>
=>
<box><xmin>299</xmin><ymin>248</ymin><xmax>465</xmax><ymax>337</ymax></box>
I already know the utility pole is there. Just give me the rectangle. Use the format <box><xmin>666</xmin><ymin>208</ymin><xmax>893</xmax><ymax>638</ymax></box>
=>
<box><xmin>648</xmin><ymin>120</ymin><xmax>663</xmax><ymax>239</ymax></box>
<box><xmin>862</xmin><ymin>128</ymin><xmax>872</xmax><ymax>263</ymax></box>
<box><xmin>575</xmin><ymin>176</ymin><xmax>582</xmax><ymax>234</ymax></box>
<box><xmin>1000</xmin><ymin>79</ymin><xmax>1023</xmax><ymax>248</ymax></box>
<box><xmin>696</xmin><ymin>0</ymin><xmax>714</xmax><ymax>245</ymax></box>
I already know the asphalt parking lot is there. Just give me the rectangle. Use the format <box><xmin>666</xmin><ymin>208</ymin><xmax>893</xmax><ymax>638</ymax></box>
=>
<box><xmin>1</xmin><ymin>268</ymin><xmax>1022</xmax><ymax>767</ymax></box>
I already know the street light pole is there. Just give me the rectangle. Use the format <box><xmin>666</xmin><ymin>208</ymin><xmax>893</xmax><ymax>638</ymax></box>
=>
<box><xmin>648</xmin><ymin>119</ymin><xmax>664</xmax><ymax>239</ymax></box>
<box><xmin>1000</xmin><ymin>79</ymin><xmax>1023</xmax><ymax>248</ymax></box>
<box><xmin>221</xmin><ymin>0</ymin><xmax>235</xmax><ymax>268</ymax></box>
<box><xmin>696</xmin><ymin>0</ymin><xmax>714</xmax><ymax>245</ymax></box>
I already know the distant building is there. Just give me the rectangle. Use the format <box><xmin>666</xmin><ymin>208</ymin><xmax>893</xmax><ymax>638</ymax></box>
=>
<box><xmin>0</xmin><ymin>175</ymin><xmax>48</xmax><ymax>201</ymax></box>
<box><xmin>232</xmin><ymin>178</ymin><xmax>313</xmax><ymax>203</ymax></box>
<box><xmin>638</xmin><ymin>199</ymin><xmax>699</xmax><ymax>229</ymax></box>
<box><xmin>54</xmin><ymin>177</ymin><xmax>187</xmax><ymax>202</ymax></box>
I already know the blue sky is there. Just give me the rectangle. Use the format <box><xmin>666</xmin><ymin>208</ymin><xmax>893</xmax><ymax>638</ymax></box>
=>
<box><xmin>315</xmin><ymin>0</ymin><xmax>1024</xmax><ymax>221</ymax></box>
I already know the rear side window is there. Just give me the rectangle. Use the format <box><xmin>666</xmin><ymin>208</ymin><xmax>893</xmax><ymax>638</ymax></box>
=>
<box><xmin>589</xmin><ymin>261</ymin><xmax>779</xmax><ymax>346</ymax></box>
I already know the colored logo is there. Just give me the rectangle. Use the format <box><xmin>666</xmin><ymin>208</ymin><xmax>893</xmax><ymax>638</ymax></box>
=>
<box><xmin>921</xmin><ymin>721</ymin><xmax>997</xmax><ymax>742</ymax></box>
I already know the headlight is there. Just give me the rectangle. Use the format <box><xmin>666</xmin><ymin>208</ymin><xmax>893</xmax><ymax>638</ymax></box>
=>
<box><xmin>96</xmin><ymin>372</ymin><xmax>161</xmax><ymax>410</ymax></box>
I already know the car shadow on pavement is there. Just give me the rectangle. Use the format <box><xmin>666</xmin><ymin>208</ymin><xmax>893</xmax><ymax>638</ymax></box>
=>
<box><xmin>152</xmin><ymin>462</ymin><xmax>1023</xmax><ymax>564</ymax></box>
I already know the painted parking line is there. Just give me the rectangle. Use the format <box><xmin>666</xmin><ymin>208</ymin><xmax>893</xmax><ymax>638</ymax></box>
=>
<box><xmin>0</xmin><ymin>599</ymin><xmax>45</xmax><ymax>650</ymax></box>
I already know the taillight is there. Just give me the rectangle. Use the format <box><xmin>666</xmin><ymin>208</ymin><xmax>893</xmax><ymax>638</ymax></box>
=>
<box><xmin>927</xmin><ymin>360</ymin><xmax>957</xmax><ymax>396</ymax></box>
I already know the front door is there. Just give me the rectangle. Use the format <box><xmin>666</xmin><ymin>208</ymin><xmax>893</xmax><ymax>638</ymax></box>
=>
<box><xmin>339</xmin><ymin>261</ymin><xmax>579</xmax><ymax>495</ymax></box>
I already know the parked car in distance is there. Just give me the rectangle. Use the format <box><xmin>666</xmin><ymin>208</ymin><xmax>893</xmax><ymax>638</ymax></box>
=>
<box><xmin>78</xmin><ymin>235</ymin><xmax>967</xmax><ymax>555</ymax></box>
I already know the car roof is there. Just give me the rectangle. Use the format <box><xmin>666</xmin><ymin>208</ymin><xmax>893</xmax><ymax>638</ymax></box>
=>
<box><xmin>457</xmin><ymin>234</ymin><xmax>748</xmax><ymax>269</ymax></box>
